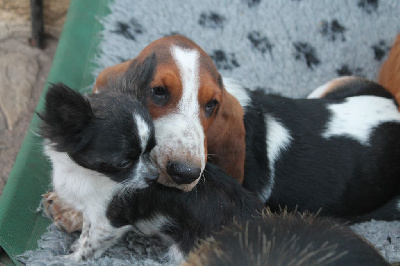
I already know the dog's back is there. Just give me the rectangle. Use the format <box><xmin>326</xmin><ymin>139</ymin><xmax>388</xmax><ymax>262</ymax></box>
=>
<box><xmin>232</xmin><ymin>79</ymin><xmax>400</xmax><ymax>221</ymax></box>
<box><xmin>184</xmin><ymin>211</ymin><xmax>389</xmax><ymax>266</ymax></box>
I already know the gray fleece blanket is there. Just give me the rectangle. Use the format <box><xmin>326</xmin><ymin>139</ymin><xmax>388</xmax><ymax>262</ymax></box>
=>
<box><xmin>21</xmin><ymin>0</ymin><xmax>400</xmax><ymax>264</ymax></box>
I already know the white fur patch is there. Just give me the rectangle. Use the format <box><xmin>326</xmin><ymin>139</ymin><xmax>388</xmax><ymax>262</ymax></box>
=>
<box><xmin>151</xmin><ymin>46</ymin><xmax>205</xmax><ymax>180</ymax></box>
<box><xmin>166</xmin><ymin>244</ymin><xmax>185</xmax><ymax>264</ymax></box>
<box><xmin>322</xmin><ymin>96</ymin><xmax>400</xmax><ymax>145</ymax></box>
<box><xmin>134</xmin><ymin>114</ymin><xmax>151</xmax><ymax>151</ymax></box>
<box><xmin>260</xmin><ymin>115</ymin><xmax>292</xmax><ymax>202</ymax></box>
<box><xmin>171</xmin><ymin>46</ymin><xmax>200</xmax><ymax>114</ymax></box>
<box><xmin>45</xmin><ymin>146</ymin><xmax>119</xmax><ymax>221</ymax></box>
<box><xmin>134</xmin><ymin>213</ymin><xmax>173</xmax><ymax>236</ymax></box>
<box><xmin>307</xmin><ymin>83</ymin><xmax>331</xmax><ymax>99</ymax></box>
<box><xmin>223</xmin><ymin>77</ymin><xmax>251</xmax><ymax>108</ymax></box>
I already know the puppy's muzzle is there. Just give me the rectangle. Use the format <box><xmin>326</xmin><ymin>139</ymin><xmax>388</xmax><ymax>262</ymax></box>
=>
<box><xmin>166</xmin><ymin>161</ymin><xmax>201</xmax><ymax>185</ymax></box>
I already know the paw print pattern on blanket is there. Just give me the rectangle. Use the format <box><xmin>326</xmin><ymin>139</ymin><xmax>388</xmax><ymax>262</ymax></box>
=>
<box><xmin>96</xmin><ymin>0</ymin><xmax>397</xmax><ymax>99</ymax></box>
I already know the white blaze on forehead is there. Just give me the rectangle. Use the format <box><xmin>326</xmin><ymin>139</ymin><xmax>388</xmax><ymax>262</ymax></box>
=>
<box><xmin>171</xmin><ymin>46</ymin><xmax>200</xmax><ymax>115</ymax></box>
<box><xmin>150</xmin><ymin>45</ymin><xmax>205</xmax><ymax>179</ymax></box>
<box><xmin>323</xmin><ymin>96</ymin><xmax>400</xmax><ymax>145</ymax></box>
<box><xmin>134</xmin><ymin>114</ymin><xmax>151</xmax><ymax>151</ymax></box>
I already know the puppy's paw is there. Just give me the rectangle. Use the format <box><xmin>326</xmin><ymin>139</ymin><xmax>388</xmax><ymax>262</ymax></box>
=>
<box><xmin>68</xmin><ymin>239</ymin><xmax>80</xmax><ymax>254</ymax></box>
<box><xmin>42</xmin><ymin>192</ymin><xmax>83</xmax><ymax>233</ymax></box>
<box><xmin>63</xmin><ymin>251</ymin><xmax>86</xmax><ymax>262</ymax></box>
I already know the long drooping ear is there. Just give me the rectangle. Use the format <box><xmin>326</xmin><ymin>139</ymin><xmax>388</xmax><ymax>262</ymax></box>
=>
<box><xmin>121</xmin><ymin>53</ymin><xmax>157</xmax><ymax>98</ymax></box>
<box><xmin>207</xmin><ymin>87</ymin><xmax>246</xmax><ymax>184</ymax></box>
<box><xmin>39</xmin><ymin>83</ymin><xmax>94</xmax><ymax>153</ymax></box>
<box><xmin>93</xmin><ymin>54</ymin><xmax>157</xmax><ymax>99</ymax></box>
<box><xmin>93</xmin><ymin>59</ymin><xmax>134</xmax><ymax>93</ymax></box>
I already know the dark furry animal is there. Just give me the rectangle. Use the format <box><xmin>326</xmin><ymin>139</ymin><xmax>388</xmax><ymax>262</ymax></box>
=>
<box><xmin>107</xmin><ymin>162</ymin><xmax>263</xmax><ymax>262</ymax></box>
<box><xmin>223</xmin><ymin>76</ymin><xmax>400</xmax><ymax>222</ymax></box>
<box><xmin>184</xmin><ymin>211</ymin><xmax>389</xmax><ymax>266</ymax></box>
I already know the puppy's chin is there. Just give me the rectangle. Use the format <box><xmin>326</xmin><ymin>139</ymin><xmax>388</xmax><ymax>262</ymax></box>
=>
<box><xmin>157</xmin><ymin>172</ymin><xmax>200</xmax><ymax>192</ymax></box>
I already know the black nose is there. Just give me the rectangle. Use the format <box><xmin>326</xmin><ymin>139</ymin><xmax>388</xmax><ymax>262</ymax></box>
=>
<box><xmin>166</xmin><ymin>161</ymin><xmax>201</xmax><ymax>185</ymax></box>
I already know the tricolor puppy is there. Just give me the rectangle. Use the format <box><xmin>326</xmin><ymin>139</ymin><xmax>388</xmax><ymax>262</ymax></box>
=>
<box><xmin>185</xmin><ymin>211</ymin><xmax>389</xmax><ymax>266</ymax></box>
<box><xmin>378</xmin><ymin>33</ymin><xmax>400</xmax><ymax>109</ymax></box>
<box><xmin>40</xmin><ymin>82</ymin><xmax>157</xmax><ymax>261</ymax></box>
<box><xmin>228</xmin><ymin>76</ymin><xmax>400</xmax><ymax>221</ymax></box>
<box><xmin>94</xmin><ymin>35</ymin><xmax>245</xmax><ymax>191</ymax></box>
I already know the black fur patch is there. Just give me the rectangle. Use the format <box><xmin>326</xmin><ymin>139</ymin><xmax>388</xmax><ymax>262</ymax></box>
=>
<box><xmin>192</xmin><ymin>213</ymin><xmax>388</xmax><ymax>265</ymax></box>
<box><xmin>293</xmin><ymin>42</ymin><xmax>320</xmax><ymax>69</ymax></box>
<box><xmin>241</xmin><ymin>85</ymin><xmax>400</xmax><ymax>222</ymax></box>
<box><xmin>112</xmin><ymin>18</ymin><xmax>144</xmax><ymax>41</ymax></box>
<box><xmin>319</xmin><ymin>19</ymin><xmax>347</xmax><ymax>41</ymax></box>
<box><xmin>107</xmin><ymin>163</ymin><xmax>263</xmax><ymax>256</ymax></box>
<box><xmin>198</xmin><ymin>12</ymin><xmax>226</xmax><ymax>29</ymax></box>
<box><xmin>247</xmin><ymin>31</ymin><xmax>273</xmax><ymax>55</ymax></box>
<box><xmin>210</xmin><ymin>50</ymin><xmax>240</xmax><ymax>70</ymax></box>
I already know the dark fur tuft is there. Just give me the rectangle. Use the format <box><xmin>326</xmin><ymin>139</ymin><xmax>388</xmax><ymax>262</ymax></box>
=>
<box><xmin>39</xmin><ymin>83</ymin><xmax>94</xmax><ymax>153</ymax></box>
<box><xmin>185</xmin><ymin>209</ymin><xmax>389</xmax><ymax>266</ymax></box>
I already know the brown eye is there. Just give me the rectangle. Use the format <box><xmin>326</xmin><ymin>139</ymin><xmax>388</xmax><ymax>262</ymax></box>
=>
<box><xmin>152</xmin><ymin>86</ymin><xmax>167</xmax><ymax>98</ymax></box>
<box><xmin>205</xmin><ymin>99</ymin><xmax>219</xmax><ymax>115</ymax></box>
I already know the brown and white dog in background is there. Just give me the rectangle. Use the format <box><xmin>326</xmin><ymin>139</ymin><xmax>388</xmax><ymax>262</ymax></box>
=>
<box><xmin>379</xmin><ymin>33</ymin><xmax>400</xmax><ymax>109</ymax></box>
<box><xmin>94</xmin><ymin>35</ymin><xmax>246</xmax><ymax>189</ymax></box>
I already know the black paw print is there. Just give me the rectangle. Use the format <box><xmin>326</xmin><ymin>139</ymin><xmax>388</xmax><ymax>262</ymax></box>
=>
<box><xmin>371</xmin><ymin>40</ymin><xmax>390</xmax><ymax>61</ymax></box>
<box><xmin>199</xmin><ymin>12</ymin><xmax>226</xmax><ymax>29</ymax></box>
<box><xmin>293</xmin><ymin>42</ymin><xmax>320</xmax><ymax>69</ymax></box>
<box><xmin>319</xmin><ymin>19</ymin><xmax>347</xmax><ymax>42</ymax></box>
<box><xmin>112</xmin><ymin>18</ymin><xmax>143</xmax><ymax>41</ymax></box>
<box><xmin>247</xmin><ymin>31</ymin><xmax>274</xmax><ymax>55</ymax></box>
<box><xmin>210</xmin><ymin>50</ymin><xmax>240</xmax><ymax>70</ymax></box>
<box><xmin>336</xmin><ymin>64</ymin><xmax>363</xmax><ymax>76</ymax></box>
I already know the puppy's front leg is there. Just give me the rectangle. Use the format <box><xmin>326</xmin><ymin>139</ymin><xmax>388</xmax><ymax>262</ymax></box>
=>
<box><xmin>66</xmin><ymin>217</ymin><xmax>131</xmax><ymax>261</ymax></box>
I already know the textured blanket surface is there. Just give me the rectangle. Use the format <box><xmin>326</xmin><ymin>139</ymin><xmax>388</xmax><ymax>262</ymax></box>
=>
<box><xmin>22</xmin><ymin>0</ymin><xmax>400</xmax><ymax>264</ymax></box>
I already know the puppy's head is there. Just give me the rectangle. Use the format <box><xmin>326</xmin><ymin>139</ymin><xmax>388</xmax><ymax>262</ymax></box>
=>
<box><xmin>40</xmin><ymin>83</ymin><xmax>157</xmax><ymax>188</ymax></box>
<box><xmin>96</xmin><ymin>35</ymin><xmax>224</xmax><ymax>191</ymax></box>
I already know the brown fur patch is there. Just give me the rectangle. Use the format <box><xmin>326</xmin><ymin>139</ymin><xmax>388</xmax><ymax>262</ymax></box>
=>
<box><xmin>378</xmin><ymin>34</ymin><xmax>400</xmax><ymax>110</ymax></box>
<box><xmin>42</xmin><ymin>192</ymin><xmax>83</xmax><ymax>233</ymax></box>
<box><xmin>207</xmin><ymin>89</ymin><xmax>246</xmax><ymax>183</ymax></box>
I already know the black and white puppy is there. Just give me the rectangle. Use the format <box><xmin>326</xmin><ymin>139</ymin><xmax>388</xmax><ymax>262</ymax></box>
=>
<box><xmin>40</xmin><ymin>83</ymin><xmax>158</xmax><ymax>261</ymax></box>
<box><xmin>107</xmin><ymin>162</ymin><xmax>263</xmax><ymax>262</ymax></box>
<box><xmin>40</xmin><ymin>84</ymin><xmax>262</xmax><ymax>262</ymax></box>
<box><xmin>224</xmin><ymin>76</ymin><xmax>400</xmax><ymax>222</ymax></box>
<box><xmin>184</xmin><ymin>211</ymin><xmax>389</xmax><ymax>266</ymax></box>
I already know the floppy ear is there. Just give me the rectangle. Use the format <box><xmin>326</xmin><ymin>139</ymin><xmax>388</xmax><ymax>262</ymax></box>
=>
<box><xmin>94</xmin><ymin>54</ymin><xmax>157</xmax><ymax>99</ymax></box>
<box><xmin>39</xmin><ymin>83</ymin><xmax>94</xmax><ymax>153</ymax></box>
<box><xmin>93</xmin><ymin>59</ymin><xmax>134</xmax><ymax>93</ymax></box>
<box><xmin>92</xmin><ymin>59</ymin><xmax>135</xmax><ymax>92</ymax></box>
<box><xmin>207</xmin><ymin>88</ymin><xmax>246</xmax><ymax>184</ymax></box>
<box><xmin>122</xmin><ymin>53</ymin><xmax>157</xmax><ymax>97</ymax></box>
